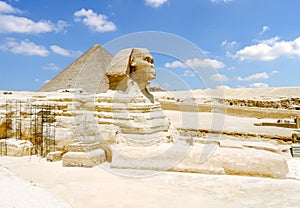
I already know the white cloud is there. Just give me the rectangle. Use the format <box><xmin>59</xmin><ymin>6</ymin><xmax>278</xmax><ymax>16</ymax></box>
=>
<box><xmin>210</xmin><ymin>73</ymin><xmax>229</xmax><ymax>82</ymax></box>
<box><xmin>0</xmin><ymin>15</ymin><xmax>67</xmax><ymax>34</ymax></box>
<box><xmin>221</xmin><ymin>40</ymin><xmax>238</xmax><ymax>48</ymax></box>
<box><xmin>210</xmin><ymin>0</ymin><xmax>233</xmax><ymax>3</ymax></box>
<box><xmin>74</xmin><ymin>8</ymin><xmax>116</xmax><ymax>32</ymax></box>
<box><xmin>217</xmin><ymin>85</ymin><xmax>231</xmax><ymax>90</ymax></box>
<box><xmin>165</xmin><ymin>60</ymin><xmax>186</xmax><ymax>68</ymax></box>
<box><xmin>0</xmin><ymin>1</ymin><xmax>67</xmax><ymax>34</ymax></box>
<box><xmin>260</xmin><ymin>25</ymin><xmax>270</xmax><ymax>35</ymax></box>
<box><xmin>186</xmin><ymin>58</ymin><xmax>225</xmax><ymax>69</ymax></box>
<box><xmin>249</xmin><ymin>83</ymin><xmax>269</xmax><ymax>88</ymax></box>
<box><xmin>254</xmin><ymin>36</ymin><xmax>280</xmax><ymax>45</ymax></box>
<box><xmin>34</xmin><ymin>78</ymin><xmax>40</xmax><ymax>83</ymax></box>
<box><xmin>182</xmin><ymin>70</ymin><xmax>195</xmax><ymax>77</ymax></box>
<box><xmin>55</xmin><ymin>20</ymin><xmax>69</xmax><ymax>33</ymax></box>
<box><xmin>43</xmin><ymin>63</ymin><xmax>60</xmax><ymax>71</ymax></box>
<box><xmin>233</xmin><ymin>36</ymin><xmax>300</xmax><ymax>61</ymax></box>
<box><xmin>271</xmin><ymin>70</ymin><xmax>280</xmax><ymax>75</ymax></box>
<box><xmin>0</xmin><ymin>1</ymin><xmax>20</xmax><ymax>13</ymax></box>
<box><xmin>236</xmin><ymin>72</ymin><xmax>269</xmax><ymax>81</ymax></box>
<box><xmin>0</xmin><ymin>38</ymin><xmax>49</xmax><ymax>56</ymax></box>
<box><xmin>50</xmin><ymin>45</ymin><xmax>82</xmax><ymax>57</ymax></box>
<box><xmin>145</xmin><ymin>0</ymin><xmax>168</xmax><ymax>8</ymax></box>
<box><xmin>44</xmin><ymin>80</ymin><xmax>50</xmax><ymax>84</ymax></box>
<box><xmin>165</xmin><ymin>58</ymin><xmax>225</xmax><ymax>69</ymax></box>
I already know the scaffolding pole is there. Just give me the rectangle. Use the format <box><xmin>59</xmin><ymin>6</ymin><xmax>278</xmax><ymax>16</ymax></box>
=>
<box><xmin>2</xmin><ymin>101</ymin><xmax>56</xmax><ymax>158</ymax></box>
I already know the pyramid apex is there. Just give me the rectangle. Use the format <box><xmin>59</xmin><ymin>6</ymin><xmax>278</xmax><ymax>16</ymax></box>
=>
<box><xmin>93</xmin><ymin>43</ymin><xmax>101</xmax><ymax>48</ymax></box>
<box><xmin>92</xmin><ymin>44</ymin><xmax>107</xmax><ymax>50</ymax></box>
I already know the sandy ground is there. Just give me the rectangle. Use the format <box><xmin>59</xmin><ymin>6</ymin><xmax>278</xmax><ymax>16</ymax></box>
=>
<box><xmin>164</xmin><ymin>111</ymin><xmax>294</xmax><ymax>138</ymax></box>
<box><xmin>0</xmin><ymin>160</ymin><xmax>71</xmax><ymax>208</ymax></box>
<box><xmin>1</xmin><ymin>155</ymin><xmax>300</xmax><ymax>208</ymax></box>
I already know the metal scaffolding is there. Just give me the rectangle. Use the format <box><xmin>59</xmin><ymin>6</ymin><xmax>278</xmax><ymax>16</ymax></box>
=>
<box><xmin>32</xmin><ymin>104</ymin><xmax>56</xmax><ymax>156</ymax></box>
<box><xmin>1</xmin><ymin>100</ymin><xmax>56</xmax><ymax>157</ymax></box>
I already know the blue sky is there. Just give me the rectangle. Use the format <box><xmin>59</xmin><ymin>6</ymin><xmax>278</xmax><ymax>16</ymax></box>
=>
<box><xmin>0</xmin><ymin>0</ymin><xmax>300</xmax><ymax>91</ymax></box>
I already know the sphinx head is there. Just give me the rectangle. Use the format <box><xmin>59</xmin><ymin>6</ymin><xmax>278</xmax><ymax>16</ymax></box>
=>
<box><xmin>129</xmin><ymin>48</ymin><xmax>156</xmax><ymax>85</ymax></box>
<box><xmin>106</xmin><ymin>48</ymin><xmax>156</xmax><ymax>102</ymax></box>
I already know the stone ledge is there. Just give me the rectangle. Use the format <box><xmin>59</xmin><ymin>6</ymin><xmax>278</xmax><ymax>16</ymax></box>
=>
<box><xmin>66</xmin><ymin>142</ymin><xmax>103</xmax><ymax>152</ymax></box>
<box><xmin>62</xmin><ymin>149</ymin><xmax>106</xmax><ymax>167</ymax></box>
<box><xmin>47</xmin><ymin>151</ymin><xmax>65</xmax><ymax>162</ymax></box>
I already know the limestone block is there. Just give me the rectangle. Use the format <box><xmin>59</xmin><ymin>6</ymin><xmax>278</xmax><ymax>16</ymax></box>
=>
<box><xmin>220</xmin><ymin>140</ymin><xmax>280</xmax><ymax>153</ymax></box>
<box><xmin>47</xmin><ymin>151</ymin><xmax>64</xmax><ymax>162</ymax></box>
<box><xmin>111</xmin><ymin>142</ymin><xmax>184</xmax><ymax>171</ymax></box>
<box><xmin>242</xmin><ymin>141</ymin><xmax>280</xmax><ymax>153</ymax></box>
<box><xmin>0</xmin><ymin>118</ymin><xmax>7</xmax><ymax>139</ymax></box>
<box><xmin>62</xmin><ymin>149</ymin><xmax>106</xmax><ymax>167</ymax></box>
<box><xmin>98</xmin><ymin>124</ymin><xmax>119</xmax><ymax>144</ymax></box>
<box><xmin>54</xmin><ymin>128</ymin><xmax>74</xmax><ymax>150</ymax></box>
<box><xmin>66</xmin><ymin>142</ymin><xmax>103</xmax><ymax>152</ymax></box>
<box><xmin>111</xmin><ymin>141</ymin><xmax>288</xmax><ymax>178</ymax></box>
<box><xmin>212</xmin><ymin>147</ymin><xmax>288</xmax><ymax>178</ymax></box>
<box><xmin>111</xmin><ymin>142</ymin><xmax>224</xmax><ymax>175</ymax></box>
<box><xmin>0</xmin><ymin>139</ymin><xmax>33</xmax><ymax>157</ymax></box>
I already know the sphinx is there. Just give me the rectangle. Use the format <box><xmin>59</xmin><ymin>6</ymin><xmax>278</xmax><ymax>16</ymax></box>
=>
<box><xmin>59</xmin><ymin>47</ymin><xmax>287</xmax><ymax>178</ymax></box>
<box><xmin>106</xmin><ymin>48</ymin><xmax>156</xmax><ymax>103</ymax></box>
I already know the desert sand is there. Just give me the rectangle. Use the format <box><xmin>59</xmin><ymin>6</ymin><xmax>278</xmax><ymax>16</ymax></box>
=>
<box><xmin>1</xmin><ymin>155</ymin><xmax>300</xmax><ymax>208</ymax></box>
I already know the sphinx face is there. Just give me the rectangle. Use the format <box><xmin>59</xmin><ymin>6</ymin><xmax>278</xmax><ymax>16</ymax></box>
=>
<box><xmin>130</xmin><ymin>49</ymin><xmax>156</xmax><ymax>83</ymax></box>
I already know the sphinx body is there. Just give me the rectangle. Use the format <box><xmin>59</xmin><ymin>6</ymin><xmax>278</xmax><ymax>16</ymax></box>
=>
<box><xmin>99</xmin><ymin>48</ymin><xmax>176</xmax><ymax>147</ymax></box>
<box><xmin>62</xmin><ymin>48</ymin><xmax>176</xmax><ymax>167</ymax></box>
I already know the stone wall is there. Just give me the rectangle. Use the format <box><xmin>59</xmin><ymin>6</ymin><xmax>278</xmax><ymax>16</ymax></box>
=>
<box><xmin>159</xmin><ymin>100</ymin><xmax>300</xmax><ymax>119</ymax></box>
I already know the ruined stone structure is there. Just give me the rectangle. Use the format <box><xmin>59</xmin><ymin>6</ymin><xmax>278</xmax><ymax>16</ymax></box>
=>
<box><xmin>0</xmin><ymin>44</ymin><xmax>291</xmax><ymax>178</ymax></box>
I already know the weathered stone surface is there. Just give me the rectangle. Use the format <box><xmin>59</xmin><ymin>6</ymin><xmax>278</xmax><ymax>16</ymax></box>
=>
<box><xmin>211</xmin><ymin>147</ymin><xmax>288</xmax><ymax>178</ymax></box>
<box><xmin>106</xmin><ymin>48</ymin><xmax>155</xmax><ymax>102</ymax></box>
<box><xmin>47</xmin><ymin>151</ymin><xmax>64</xmax><ymax>162</ymax></box>
<box><xmin>98</xmin><ymin>124</ymin><xmax>119</xmax><ymax>144</ymax></box>
<box><xmin>220</xmin><ymin>140</ymin><xmax>280</xmax><ymax>153</ymax></box>
<box><xmin>62</xmin><ymin>149</ymin><xmax>106</xmax><ymax>167</ymax></box>
<box><xmin>106</xmin><ymin>48</ymin><xmax>132</xmax><ymax>77</ymax></box>
<box><xmin>66</xmin><ymin>142</ymin><xmax>103</xmax><ymax>152</ymax></box>
<box><xmin>54</xmin><ymin>127</ymin><xmax>74</xmax><ymax>150</ymax></box>
<box><xmin>0</xmin><ymin>139</ymin><xmax>33</xmax><ymax>157</ymax></box>
<box><xmin>111</xmin><ymin>141</ymin><xmax>288</xmax><ymax>178</ymax></box>
<box><xmin>95</xmin><ymin>83</ymin><xmax>175</xmax><ymax>146</ymax></box>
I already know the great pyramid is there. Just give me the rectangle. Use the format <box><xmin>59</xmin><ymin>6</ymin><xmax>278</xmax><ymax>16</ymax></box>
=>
<box><xmin>39</xmin><ymin>44</ymin><xmax>112</xmax><ymax>93</ymax></box>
